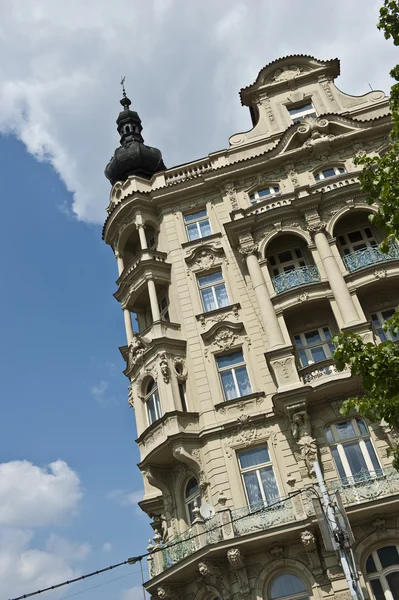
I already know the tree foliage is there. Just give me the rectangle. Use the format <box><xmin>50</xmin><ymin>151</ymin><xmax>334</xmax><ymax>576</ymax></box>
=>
<box><xmin>333</xmin><ymin>0</ymin><xmax>399</xmax><ymax>468</ymax></box>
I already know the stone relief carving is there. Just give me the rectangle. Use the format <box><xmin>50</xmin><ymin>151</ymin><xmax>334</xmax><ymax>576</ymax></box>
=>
<box><xmin>290</xmin><ymin>408</ymin><xmax>318</xmax><ymax>476</ymax></box>
<box><xmin>306</xmin><ymin>220</ymin><xmax>327</xmax><ymax>235</ymax></box>
<box><xmin>222</xmin><ymin>182</ymin><xmax>239</xmax><ymax>210</ymax></box>
<box><xmin>374</xmin><ymin>268</ymin><xmax>387</xmax><ymax>279</ymax></box>
<box><xmin>159</xmin><ymin>352</ymin><xmax>170</xmax><ymax>383</ymax></box>
<box><xmin>127</xmin><ymin>334</ymin><xmax>147</xmax><ymax>370</ymax></box>
<box><xmin>198</xmin><ymin>304</ymin><xmax>240</xmax><ymax>328</ymax></box>
<box><xmin>196</xmin><ymin>249</ymin><xmax>216</xmax><ymax>271</ymax></box>
<box><xmin>225</xmin><ymin>421</ymin><xmax>277</xmax><ymax>458</ymax></box>
<box><xmin>269</xmin><ymin>545</ymin><xmax>284</xmax><ymax>563</ymax></box>
<box><xmin>319</xmin><ymin>77</ymin><xmax>335</xmax><ymax>102</ymax></box>
<box><xmin>213</xmin><ymin>327</ymin><xmax>238</xmax><ymax>351</ymax></box>
<box><xmin>227</xmin><ymin>548</ymin><xmax>250</xmax><ymax>599</ymax></box>
<box><xmin>197</xmin><ymin>561</ymin><xmax>231</xmax><ymax>599</ymax></box>
<box><xmin>372</xmin><ymin>516</ymin><xmax>386</xmax><ymax>537</ymax></box>
<box><xmin>272</xmin><ymin>65</ymin><xmax>302</xmax><ymax>82</ymax></box>
<box><xmin>157</xmin><ymin>586</ymin><xmax>180</xmax><ymax>600</ymax></box>
<box><xmin>297</xmin><ymin>292</ymin><xmax>309</xmax><ymax>303</ymax></box>
<box><xmin>300</xmin><ymin>530</ymin><xmax>324</xmax><ymax>581</ymax></box>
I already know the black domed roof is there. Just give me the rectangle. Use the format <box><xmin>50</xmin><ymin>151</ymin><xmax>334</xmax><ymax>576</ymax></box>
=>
<box><xmin>104</xmin><ymin>92</ymin><xmax>166</xmax><ymax>186</ymax></box>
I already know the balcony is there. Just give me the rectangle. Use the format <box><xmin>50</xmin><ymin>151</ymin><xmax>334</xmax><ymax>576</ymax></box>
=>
<box><xmin>272</xmin><ymin>265</ymin><xmax>320</xmax><ymax>294</ymax></box>
<box><xmin>300</xmin><ymin>358</ymin><xmax>349</xmax><ymax>384</ymax></box>
<box><xmin>148</xmin><ymin>493</ymin><xmax>310</xmax><ymax>577</ymax></box>
<box><xmin>342</xmin><ymin>241</ymin><xmax>399</xmax><ymax>273</ymax></box>
<box><xmin>326</xmin><ymin>467</ymin><xmax>399</xmax><ymax>506</ymax></box>
<box><xmin>114</xmin><ymin>249</ymin><xmax>171</xmax><ymax>305</ymax></box>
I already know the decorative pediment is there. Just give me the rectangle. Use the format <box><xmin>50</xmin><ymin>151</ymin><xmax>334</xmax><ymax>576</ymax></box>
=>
<box><xmin>201</xmin><ymin>321</ymin><xmax>245</xmax><ymax>352</ymax></box>
<box><xmin>185</xmin><ymin>242</ymin><xmax>225</xmax><ymax>272</ymax></box>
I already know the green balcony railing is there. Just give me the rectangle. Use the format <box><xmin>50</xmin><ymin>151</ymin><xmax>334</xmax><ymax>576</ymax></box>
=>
<box><xmin>272</xmin><ymin>265</ymin><xmax>320</xmax><ymax>294</ymax></box>
<box><xmin>342</xmin><ymin>242</ymin><xmax>399</xmax><ymax>273</ymax></box>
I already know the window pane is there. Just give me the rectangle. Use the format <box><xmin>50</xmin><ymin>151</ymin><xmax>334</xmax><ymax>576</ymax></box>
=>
<box><xmin>325</xmin><ymin>427</ymin><xmax>333</xmax><ymax>443</ymax></box>
<box><xmin>154</xmin><ymin>391</ymin><xmax>161</xmax><ymax>419</ymax></box>
<box><xmin>370</xmin><ymin>578</ymin><xmax>386</xmax><ymax>600</ymax></box>
<box><xmin>382</xmin><ymin>309</ymin><xmax>395</xmax><ymax>321</ymax></box>
<box><xmin>147</xmin><ymin>398</ymin><xmax>157</xmax><ymax>424</ymax></box>
<box><xmin>377</xmin><ymin>545</ymin><xmax>399</xmax><ymax>568</ymax></box>
<box><xmin>220</xmin><ymin>370</ymin><xmax>238</xmax><ymax>400</ymax></box>
<box><xmin>258</xmin><ymin>187</ymin><xmax>272</xmax><ymax>197</ymax></box>
<box><xmin>387</xmin><ymin>572</ymin><xmax>399</xmax><ymax>600</ymax></box>
<box><xmin>288</xmin><ymin>103</ymin><xmax>314</xmax><ymax>116</ymax></box>
<box><xmin>184</xmin><ymin>209</ymin><xmax>207</xmax><ymax>223</ymax></box>
<box><xmin>364</xmin><ymin>439</ymin><xmax>380</xmax><ymax>472</ymax></box>
<box><xmin>217</xmin><ymin>351</ymin><xmax>244</xmax><ymax>369</ymax></box>
<box><xmin>343</xmin><ymin>441</ymin><xmax>368</xmax><ymax>477</ymax></box>
<box><xmin>201</xmin><ymin>287</ymin><xmax>216</xmax><ymax>311</ymax></box>
<box><xmin>243</xmin><ymin>471</ymin><xmax>262</xmax><ymax>506</ymax></box>
<box><xmin>235</xmin><ymin>365</ymin><xmax>252</xmax><ymax>396</ymax></box>
<box><xmin>336</xmin><ymin>420</ymin><xmax>356</xmax><ymax>440</ymax></box>
<box><xmin>356</xmin><ymin>419</ymin><xmax>368</xmax><ymax>435</ymax></box>
<box><xmin>323</xmin><ymin>168</ymin><xmax>337</xmax><ymax>178</ymax></box>
<box><xmin>305</xmin><ymin>330</ymin><xmax>322</xmax><ymax>345</ymax></box>
<box><xmin>215</xmin><ymin>283</ymin><xmax>229</xmax><ymax>308</ymax></box>
<box><xmin>348</xmin><ymin>230</ymin><xmax>364</xmax><ymax>243</ymax></box>
<box><xmin>310</xmin><ymin>346</ymin><xmax>327</xmax><ymax>363</ymax></box>
<box><xmin>187</xmin><ymin>223</ymin><xmax>199</xmax><ymax>240</ymax></box>
<box><xmin>323</xmin><ymin>327</ymin><xmax>332</xmax><ymax>340</ymax></box>
<box><xmin>259</xmin><ymin>467</ymin><xmax>279</xmax><ymax>503</ymax></box>
<box><xmin>331</xmin><ymin>447</ymin><xmax>346</xmax><ymax>480</ymax></box>
<box><xmin>198</xmin><ymin>271</ymin><xmax>223</xmax><ymax>287</ymax></box>
<box><xmin>270</xmin><ymin>574</ymin><xmax>307</xmax><ymax>599</ymax></box>
<box><xmin>278</xmin><ymin>250</ymin><xmax>293</xmax><ymax>263</ymax></box>
<box><xmin>294</xmin><ymin>335</ymin><xmax>303</xmax><ymax>349</ymax></box>
<box><xmin>238</xmin><ymin>447</ymin><xmax>270</xmax><ymax>468</ymax></box>
<box><xmin>199</xmin><ymin>219</ymin><xmax>212</xmax><ymax>237</ymax></box>
<box><xmin>366</xmin><ymin>554</ymin><xmax>377</xmax><ymax>573</ymax></box>
<box><xmin>299</xmin><ymin>349</ymin><xmax>308</xmax><ymax>367</ymax></box>
<box><xmin>185</xmin><ymin>477</ymin><xmax>199</xmax><ymax>498</ymax></box>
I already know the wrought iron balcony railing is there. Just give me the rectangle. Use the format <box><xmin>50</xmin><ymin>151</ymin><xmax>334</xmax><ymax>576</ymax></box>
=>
<box><xmin>326</xmin><ymin>467</ymin><xmax>399</xmax><ymax>505</ymax></box>
<box><xmin>272</xmin><ymin>265</ymin><xmax>320</xmax><ymax>294</ymax></box>
<box><xmin>342</xmin><ymin>242</ymin><xmax>399</xmax><ymax>273</ymax></box>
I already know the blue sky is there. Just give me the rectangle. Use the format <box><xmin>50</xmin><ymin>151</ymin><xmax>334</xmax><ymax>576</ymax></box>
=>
<box><xmin>0</xmin><ymin>0</ymin><xmax>398</xmax><ymax>598</ymax></box>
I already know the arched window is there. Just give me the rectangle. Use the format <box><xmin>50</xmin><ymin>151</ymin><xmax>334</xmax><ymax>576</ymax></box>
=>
<box><xmin>249</xmin><ymin>186</ymin><xmax>280</xmax><ymax>204</ymax></box>
<box><xmin>269</xmin><ymin>573</ymin><xmax>308</xmax><ymax>600</ymax></box>
<box><xmin>314</xmin><ymin>166</ymin><xmax>345</xmax><ymax>181</ymax></box>
<box><xmin>366</xmin><ymin>545</ymin><xmax>399</xmax><ymax>599</ymax></box>
<box><xmin>185</xmin><ymin>477</ymin><xmax>201</xmax><ymax>524</ymax></box>
<box><xmin>325</xmin><ymin>418</ymin><xmax>380</xmax><ymax>483</ymax></box>
<box><xmin>145</xmin><ymin>378</ymin><xmax>162</xmax><ymax>425</ymax></box>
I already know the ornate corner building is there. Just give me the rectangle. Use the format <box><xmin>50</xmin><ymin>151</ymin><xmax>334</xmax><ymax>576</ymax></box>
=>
<box><xmin>102</xmin><ymin>56</ymin><xmax>399</xmax><ymax>600</ymax></box>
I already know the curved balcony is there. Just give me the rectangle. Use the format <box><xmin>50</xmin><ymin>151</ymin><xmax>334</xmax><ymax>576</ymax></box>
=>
<box><xmin>272</xmin><ymin>265</ymin><xmax>320</xmax><ymax>294</ymax></box>
<box><xmin>300</xmin><ymin>358</ymin><xmax>350</xmax><ymax>384</ymax></box>
<box><xmin>342</xmin><ymin>241</ymin><xmax>399</xmax><ymax>273</ymax></box>
<box><xmin>326</xmin><ymin>467</ymin><xmax>399</xmax><ymax>507</ymax></box>
<box><xmin>114</xmin><ymin>249</ymin><xmax>171</xmax><ymax>305</ymax></box>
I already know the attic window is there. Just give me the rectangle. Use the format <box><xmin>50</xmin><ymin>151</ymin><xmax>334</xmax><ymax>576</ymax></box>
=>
<box><xmin>314</xmin><ymin>166</ymin><xmax>345</xmax><ymax>181</ymax></box>
<box><xmin>288</xmin><ymin>102</ymin><xmax>317</xmax><ymax>124</ymax></box>
<box><xmin>249</xmin><ymin>186</ymin><xmax>280</xmax><ymax>204</ymax></box>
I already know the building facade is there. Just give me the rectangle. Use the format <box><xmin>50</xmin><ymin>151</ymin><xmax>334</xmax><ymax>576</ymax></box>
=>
<box><xmin>103</xmin><ymin>56</ymin><xmax>399</xmax><ymax>600</ymax></box>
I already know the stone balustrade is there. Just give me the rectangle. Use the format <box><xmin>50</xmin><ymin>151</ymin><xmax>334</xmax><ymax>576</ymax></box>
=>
<box><xmin>247</xmin><ymin>197</ymin><xmax>291</xmax><ymax>216</ymax></box>
<box><xmin>300</xmin><ymin>359</ymin><xmax>349</xmax><ymax>384</ymax></box>
<box><xmin>164</xmin><ymin>159</ymin><xmax>213</xmax><ymax>185</ymax></box>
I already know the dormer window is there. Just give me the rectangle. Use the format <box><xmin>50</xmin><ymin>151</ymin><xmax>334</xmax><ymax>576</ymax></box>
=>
<box><xmin>288</xmin><ymin>102</ymin><xmax>317</xmax><ymax>124</ymax></box>
<box><xmin>249</xmin><ymin>186</ymin><xmax>280</xmax><ymax>204</ymax></box>
<box><xmin>315</xmin><ymin>166</ymin><xmax>345</xmax><ymax>181</ymax></box>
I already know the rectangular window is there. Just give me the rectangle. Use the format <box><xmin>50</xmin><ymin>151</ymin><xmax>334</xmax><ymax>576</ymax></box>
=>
<box><xmin>371</xmin><ymin>308</ymin><xmax>399</xmax><ymax>342</ymax></box>
<box><xmin>147</xmin><ymin>390</ymin><xmax>162</xmax><ymax>425</ymax></box>
<box><xmin>184</xmin><ymin>209</ymin><xmax>212</xmax><ymax>241</ymax></box>
<box><xmin>288</xmin><ymin>102</ymin><xmax>317</xmax><ymax>124</ymax></box>
<box><xmin>238</xmin><ymin>446</ymin><xmax>279</xmax><ymax>508</ymax></box>
<box><xmin>158</xmin><ymin>295</ymin><xmax>170</xmax><ymax>322</ymax></box>
<box><xmin>294</xmin><ymin>326</ymin><xmax>335</xmax><ymax>367</ymax></box>
<box><xmin>338</xmin><ymin>228</ymin><xmax>377</xmax><ymax>255</ymax></box>
<box><xmin>216</xmin><ymin>350</ymin><xmax>252</xmax><ymax>401</ymax></box>
<box><xmin>325</xmin><ymin>418</ymin><xmax>381</xmax><ymax>483</ymax></box>
<box><xmin>198</xmin><ymin>270</ymin><xmax>229</xmax><ymax>312</ymax></box>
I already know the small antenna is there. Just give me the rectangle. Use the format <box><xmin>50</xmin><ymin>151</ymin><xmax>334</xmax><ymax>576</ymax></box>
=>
<box><xmin>368</xmin><ymin>83</ymin><xmax>373</xmax><ymax>91</ymax></box>
<box><xmin>121</xmin><ymin>75</ymin><xmax>127</xmax><ymax>97</ymax></box>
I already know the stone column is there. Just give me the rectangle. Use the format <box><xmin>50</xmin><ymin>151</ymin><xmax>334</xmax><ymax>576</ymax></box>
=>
<box><xmin>115</xmin><ymin>251</ymin><xmax>124</xmax><ymax>276</ymax></box>
<box><xmin>241</xmin><ymin>244</ymin><xmax>285</xmax><ymax>348</ymax></box>
<box><xmin>147</xmin><ymin>278</ymin><xmax>161</xmax><ymax>322</ymax></box>
<box><xmin>308</xmin><ymin>221</ymin><xmax>360</xmax><ymax>326</ymax></box>
<box><xmin>137</xmin><ymin>223</ymin><xmax>148</xmax><ymax>250</ymax></box>
<box><xmin>123</xmin><ymin>309</ymin><xmax>134</xmax><ymax>345</ymax></box>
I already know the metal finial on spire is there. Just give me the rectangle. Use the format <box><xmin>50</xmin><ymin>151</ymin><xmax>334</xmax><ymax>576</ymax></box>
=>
<box><xmin>119</xmin><ymin>76</ymin><xmax>131</xmax><ymax>109</ymax></box>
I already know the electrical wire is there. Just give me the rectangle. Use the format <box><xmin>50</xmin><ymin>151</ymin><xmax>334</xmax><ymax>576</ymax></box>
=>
<box><xmin>9</xmin><ymin>486</ymin><xmax>311</xmax><ymax>600</ymax></box>
<box><xmin>59</xmin><ymin>568</ymin><xmax>141</xmax><ymax>600</ymax></box>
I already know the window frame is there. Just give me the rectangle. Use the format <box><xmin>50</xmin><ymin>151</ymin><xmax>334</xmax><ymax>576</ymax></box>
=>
<box><xmin>197</xmin><ymin>269</ymin><xmax>230</xmax><ymax>313</ymax></box>
<box><xmin>268</xmin><ymin>246</ymin><xmax>307</xmax><ymax>278</ymax></box>
<box><xmin>145</xmin><ymin>379</ymin><xmax>162</xmax><ymax>426</ymax></box>
<box><xmin>268</xmin><ymin>572</ymin><xmax>309</xmax><ymax>600</ymax></box>
<box><xmin>287</xmin><ymin>101</ymin><xmax>317</xmax><ymax>124</ymax></box>
<box><xmin>314</xmin><ymin>166</ymin><xmax>346</xmax><ymax>181</ymax></box>
<box><xmin>158</xmin><ymin>294</ymin><xmax>170</xmax><ymax>322</ymax></box>
<box><xmin>249</xmin><ymin>186</ymin><xmax>280</xmax><ymax>204</ymax></box>
<box><xmin>337</xmin><ymin>226</ymin><xmax>377</xmax><ymax>255</ymax></box>
<box><xmin>216</xmin><ymin>349</ymin><xmax>252</xmax><ymax>401</ymax></box>
<box><xmin>293</xmin><ymin>325</ymin><xmax>335</xmax><ymax>368</ymax></box>
<box><xmin>365</xmin><ymin>545</ymin><xmax>399</xmax><ymax>600</ymax></box>
<box><xmin>371</xmin><ymin>308</ymin><xmax>399</xmax><ymax>343</ymax></box>
<box><xmin>184</xmin><ymin>209</ymin><xmax>212</xmax><ymax>241</ymax></box>
<box><xmin>237</xmin><ymin>445</ymin><xmax>280</xmax><ymax>509</ymax></box>
<box><xmin>184</xmin><ymin>476</ymin><xmax>201</xmax><ymax>524</ymax></box>
<box><xmin>325</xmin><ymin>418</ymin><xmax>381</xmax><ymax>482</ymax></box>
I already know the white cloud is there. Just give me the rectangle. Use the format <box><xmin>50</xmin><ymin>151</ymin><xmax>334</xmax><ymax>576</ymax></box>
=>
<box><xmin>0</xmin><ymin>460</ymin><xmax>82</xmax><ymax>527</ymax></box>
<box><xmin>107</xmin><ymin>489</ymin><xmax>143</xmax><ymax>507</ymax></box>
<box><xmin>0</xmin><ymin>460</ymin><xmax>86</xmax><ymax>599</ymax></box>
<box><xmin>0</xmin><ymin>0</ymin><xmax>397</xmax><ymax>225</ymax></box>
<box><xmin>102</xmin><ymin>541</ymin><xmax>112</xmax><ymax>553</ymax></box>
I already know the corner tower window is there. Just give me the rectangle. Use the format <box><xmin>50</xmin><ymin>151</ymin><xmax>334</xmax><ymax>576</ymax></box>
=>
<box><xmin>184</xmin><ymin>209</ymin><xmax>212</xmax><ymax>241</ymax></box>
<box><xmin>366</xmin><ymin>545</ymin><xmax>399</xmax><ymax>600</ymax></box>
<box><xmin>314</xmin><ymin>166</ymin><xmax>345</xmax><ymax>181</ymax></box>
<box><xmin>238</xmin><ymin>446</ymin><xmax>279</xmax><ymax>508</ymax></box>
<box><xmin>249</xmin><ymin>186</ymin><xmax>280</xmax><ymax>204</ymax></box>
<box><xmin>216</xmin><ymin>350</ymin><xmax>251</xmax><ymax>401</ymax></box>
<box><xmin>269</xmin><ymin>573</ymin><xmax>308</xmax><ymax>600</ymax></box>
<box><xmin>145</xmin><ymin>378</ymin><xmax>162</xmax><ymax>425</ymax></box>
<box><xmin>288</xmin><ymin>102</ymin><xmax>317</xmax><ymax>124</ymax></box>
<box><xmin>325</xmin><ymin>418</ymin><xmax>381</xmax><ymax>483</ymax></box>
<box><xmin>185</xmin><ymin>477</ymin><xmax>201</xmax><ymax>523</ymax></box>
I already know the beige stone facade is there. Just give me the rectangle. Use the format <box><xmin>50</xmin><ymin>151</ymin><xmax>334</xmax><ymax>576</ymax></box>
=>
<box><xmin>103</xmin><ymin>56</ymin><xmax>399</xmax><ymax>600</ymax></box>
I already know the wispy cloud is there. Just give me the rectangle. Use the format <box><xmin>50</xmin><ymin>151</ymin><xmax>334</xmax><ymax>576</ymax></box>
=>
<box><xmin>107</xmin><ymin>489</ymin><xmax>143</xmax><ymax>508</ymax></box>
